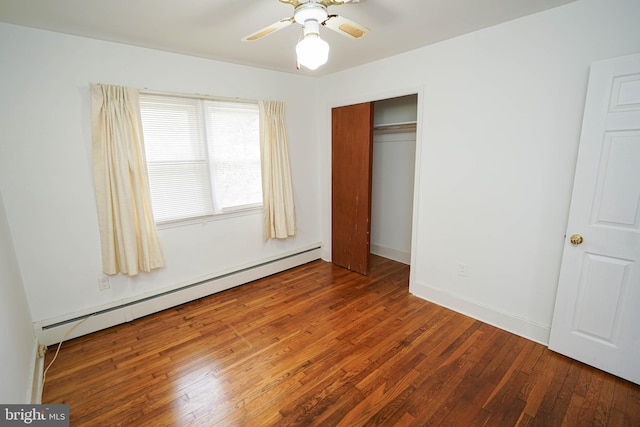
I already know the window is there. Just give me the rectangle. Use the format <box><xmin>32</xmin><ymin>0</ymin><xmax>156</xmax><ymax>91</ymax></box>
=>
<box><xmin>139</xmin><ymin>94</ymin><xmax>262</xmax><ymax>224</ymax></box>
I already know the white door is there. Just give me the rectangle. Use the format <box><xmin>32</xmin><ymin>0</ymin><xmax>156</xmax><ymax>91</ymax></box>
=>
<box><xmin>549</xmin><ymin>53</ymin><xmax>640</xmax><ymax>385</ymax></box>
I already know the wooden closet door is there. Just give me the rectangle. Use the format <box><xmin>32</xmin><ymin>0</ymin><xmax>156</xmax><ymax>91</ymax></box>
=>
<box><xmin>331</xmin><ymin>102</ymin><xmax>374</xmax><ymax>275</ymax></box>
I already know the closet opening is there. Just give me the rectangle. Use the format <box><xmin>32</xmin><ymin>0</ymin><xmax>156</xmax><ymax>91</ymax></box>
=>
<box><xmin>331</xmin><ymin>93</ymin><xmax>418</xmax><ymax>275</ymax></box>
<box><xmin>371</xmin><ymin>94</ymin><xmax>417</xmax><ymax>266</ymax></box>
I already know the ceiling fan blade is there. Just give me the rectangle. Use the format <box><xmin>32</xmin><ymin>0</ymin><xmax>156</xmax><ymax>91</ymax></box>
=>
<box><xmin>279</xmin><ymin>0</ymin><xmax>302</xmax><ymax>6</ymax></box>
<box><xmin>323</xmin><ymin>14</ymin><xmax>369</xmax><ymax>39</ymax></box>
<box><xmin>318</xmin><ymin>0</ymin><xmax>367</xmax><ymax>5</ymax></box>
<box><xmin>330</xmin><ymin>0</ymin><xmax>367</xmax><ymax>4</ymax></box>
<box><xmin>242</xmin><ymin>17</ymin><xmax>295</xmax><ymax>42</ymax></box>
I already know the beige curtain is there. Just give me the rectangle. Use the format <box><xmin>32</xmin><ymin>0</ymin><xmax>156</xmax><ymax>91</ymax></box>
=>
<box><xmin>91</xmin><ymin>84</ymin><xmax>164</xmax><ymax>275</ymax></box>
<box><xmin>259</xmin><ymin>101</ymin><xmax>296</xmax><ymax>239</ymax></box>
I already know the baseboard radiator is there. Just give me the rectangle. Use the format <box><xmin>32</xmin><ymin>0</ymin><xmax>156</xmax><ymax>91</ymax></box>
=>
<box><xmin>35</xmin><ymin>245</ymin><xmax>322</xmax><ymax>346</ymax></box>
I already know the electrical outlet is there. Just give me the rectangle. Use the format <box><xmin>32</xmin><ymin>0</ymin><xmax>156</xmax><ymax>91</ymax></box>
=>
<box><xmin>38</xmin><ymin>344</ymin><xmax>47</xmax><ymax>358</ymax></box>
<box><xmin>458</xmin><ymin>263</ymin><xmax>467</xmax><ymax>277</ymax></box>
<box><xmin>98</xmin><ymin>275</ymin><xmax>110</xmax><ymax>290</ymax></box>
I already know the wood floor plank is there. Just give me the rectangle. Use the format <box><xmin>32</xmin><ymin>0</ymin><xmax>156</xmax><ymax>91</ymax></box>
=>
<box><xmin>42</xmin><ymin>256</ymin><xmax>640</xmax><ymax>426</ymax></box>
<box><xmin>520</xmin><ymin>357</ymin><xmax>557</xmax><ymax>421</ymax></box>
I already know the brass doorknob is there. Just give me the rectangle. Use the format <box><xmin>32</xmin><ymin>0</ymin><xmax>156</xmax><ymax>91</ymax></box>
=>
<box><xmin>569</xmin><ymin>234</ymin><xmax>583</xmax><ymax>246</ymax></box>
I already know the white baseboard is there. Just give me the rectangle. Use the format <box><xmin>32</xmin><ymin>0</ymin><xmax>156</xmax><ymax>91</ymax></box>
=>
<box><xmin>35</xmin><ymin>245</ymin><xmax>322</xmax><ymax>346</ymax></box>
<box><xmin>410</xmin><ymin>281</ymin><xmax>550</xmax><ymax>345</ymax></box>
<box><xmin>370</xmin><ymin>244</ymin><xmax>411</xmax><ymax>265</ymax></box>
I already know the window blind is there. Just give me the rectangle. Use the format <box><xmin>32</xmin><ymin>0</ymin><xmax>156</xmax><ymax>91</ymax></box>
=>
<box><xmin>205</xmin><ymin>100</ymin><xmax>261</xmax><ymax>211</ymax></box>
<box><xmin>139</xmin><ymin>93</ymin><xmax>262</xmax><ymax>224</ymax></box>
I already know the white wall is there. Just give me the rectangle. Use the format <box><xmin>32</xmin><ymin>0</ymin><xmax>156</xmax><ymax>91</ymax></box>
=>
<box><xmin>0</xmin><ymin>191</ymin><xmax>36</xmax><ymax>403</ymax></box>
<box><xmin>371</xmin><ymin>130</ymin><xmax>416</xmax><ymax>264</ymax></box>
<box><xmin>373</xmin><ymin>95</ymin><xmax>418</xmax><ymax>127</ymax></box>
<box><xmin>0</xmin><ymin>24</ymin><xmax>322</xmax><ymax>326</ymax></box>
<box><xmin>319</xmin><ymin>0</ymin><xmax>640</xmax><ymax>343</ymax></box>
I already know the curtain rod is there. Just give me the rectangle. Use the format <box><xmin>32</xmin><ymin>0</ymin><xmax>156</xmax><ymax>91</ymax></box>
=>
<box><xmin>91</xmin><ymin>82</ymin><xmax>259</xmax><ymax>104</ymax></box>
<box><xmin>139</xmin><ymin>88</ymin><xmax>258</xmax><ymax>104</ymax></box>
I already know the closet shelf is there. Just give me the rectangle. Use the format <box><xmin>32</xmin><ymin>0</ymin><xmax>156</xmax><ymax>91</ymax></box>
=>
<box><xmin>373</xmin><ymin>121</ymin><xmax>417</xmax><ymax>132</ymax></box>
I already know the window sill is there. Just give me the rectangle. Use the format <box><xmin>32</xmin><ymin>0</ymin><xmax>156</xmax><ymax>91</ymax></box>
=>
<box><xmin>156</xmin><ymin>206</ymin><xmax>263</xmax><ymax>230</ymax></box>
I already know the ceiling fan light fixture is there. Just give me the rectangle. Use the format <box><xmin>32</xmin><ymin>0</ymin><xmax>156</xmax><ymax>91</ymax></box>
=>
<box><xmin>293</xmin><ymin>3</ymin><xmax>330</xmax><ymax>70</ymax></box>
<box><xmin>293</xmin><ymin>3</ymin><xmax>328</xmax><ymax>26</ymax></box>
<box><xmin>296</xmin><ymin>32</ymin><xmax>329</xmax><ymax>70</ymax></box>
<box><xmin>242</xmin><ymin>1</ymin><xmax>369</xmax><ymax>71</ymax></box>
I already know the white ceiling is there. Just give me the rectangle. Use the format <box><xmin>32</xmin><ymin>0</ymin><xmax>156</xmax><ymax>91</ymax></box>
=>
<box><xmin>0</xmin><ymin>0</ymin><xmax>577</xmax><ymax>77</ymax></box>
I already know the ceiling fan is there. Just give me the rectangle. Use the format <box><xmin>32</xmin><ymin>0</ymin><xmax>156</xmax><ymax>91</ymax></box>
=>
<box><xmin>242</xmin><ymin>0</ymin><xmax>370</xmax><ymax>70</ymax></box>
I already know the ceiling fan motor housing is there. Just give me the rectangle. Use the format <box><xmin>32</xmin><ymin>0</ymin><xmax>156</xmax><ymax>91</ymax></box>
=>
<box><xmin>294</xmin><ymin>3</ymin><xmax>328</xmax><ymax>35</ymax></box>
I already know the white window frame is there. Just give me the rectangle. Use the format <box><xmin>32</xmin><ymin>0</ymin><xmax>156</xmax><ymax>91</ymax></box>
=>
<box><xmin>139</xmin><ymin>91</ymin><xmax>263</xmax><ymax>228</ymax></box>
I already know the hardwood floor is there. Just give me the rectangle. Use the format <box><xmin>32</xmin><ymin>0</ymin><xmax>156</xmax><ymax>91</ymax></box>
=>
<box><xmin>43</xmin><ymin>256</ymin><xmax>640</xmax><ymax>426</ymax></box>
